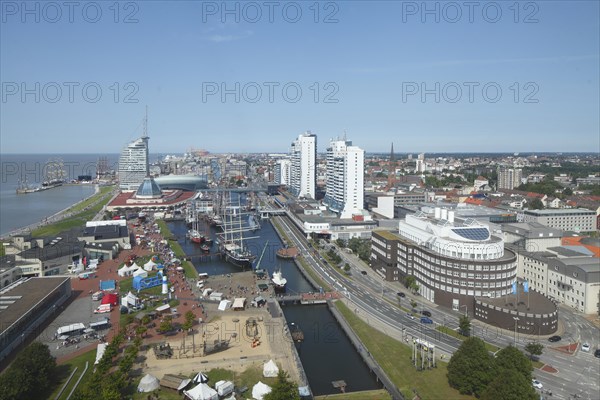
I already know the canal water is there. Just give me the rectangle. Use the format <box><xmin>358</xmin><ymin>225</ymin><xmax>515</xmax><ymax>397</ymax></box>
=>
<box><xmin>167</xmin><ymin>216</ymin><xmax>380</xmax><ymax>396</ymax></box>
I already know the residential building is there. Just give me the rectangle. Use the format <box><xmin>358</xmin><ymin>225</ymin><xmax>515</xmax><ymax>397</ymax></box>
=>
<box><xmin>118</xmin><ymin>134</ymin><xmax>150</xmax><ymax>191</ymax></box>
<box><xmin>275</xmin><ymin>159</ymin><xmax>291</xmax><ymax>185</ymax></box>
<box><xmin>290</xmin><ymin>132</ymin><xmax>316</xmax><ymax>199</ymax></box>
<box><xmin>324</xmin><ymin>138</ymin><xmax>365</xmax><ymax>218</ymax></box>
<box><xmin>415</xmin><ymin>153</ymin><xmax>426</xmax><ymax>173</ymax></box>
<box><xmin>521</xmin><ymin>209</ymin><xmax>596</xmax><ymax>232</ymax></box>
<box><xmin>497</xmin><ymin>166</ymin><xmax>523</xmax><ymax>190</ymax></box>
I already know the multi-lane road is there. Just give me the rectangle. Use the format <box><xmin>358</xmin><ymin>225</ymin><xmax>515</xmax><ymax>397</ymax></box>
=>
<box><xmin>273</xmin><ymin>214</ymin><xmax>600</xmax><ymax>400</ymax></box>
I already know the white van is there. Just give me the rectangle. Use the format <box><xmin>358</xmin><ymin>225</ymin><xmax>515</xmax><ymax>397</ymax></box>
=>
<box><xmin>92</xmin><ymin>291</ymin><xmax>104</xmax><ymax>301</ymax></box>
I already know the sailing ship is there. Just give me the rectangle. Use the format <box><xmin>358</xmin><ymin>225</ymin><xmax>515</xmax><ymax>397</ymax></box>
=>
<box><xmin>42</xmin><ymin>158</ymin><xmax>67</xmax><ymax>187</ymax></box>
<box><xmin>218</xmin><ymin>195</ymin><xmax>258</xmax><ymax>268</ymax></box>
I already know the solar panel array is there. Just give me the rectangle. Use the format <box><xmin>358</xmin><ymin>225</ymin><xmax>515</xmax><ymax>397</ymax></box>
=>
<box><xmin>451</xmin><ymin>228</ymin><xmax>490</xmax><ymax>241</ymax></box>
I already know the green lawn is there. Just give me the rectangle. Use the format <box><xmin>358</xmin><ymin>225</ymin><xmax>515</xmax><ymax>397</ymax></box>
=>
<box><xmin>436</xmin><ymin>326</ymin><xmax>501</xmax><ymax>353</ymax></box>
<box><xmin>314</xmin><ymin>389</ymin><xmax>392</xmax><ymax>399</ymax></box>
<box><xmin>297</xmin><ymin>256</ymin><xmax>331</xmax><ymax>291</ymax></box>
<box><xmin>49</xmin><ymin>348</ymin><xmax>97</xmax><ymax>400</ymax></box>
<box><xmin>156</xmin><ymin>220</ymin><xmax>197</xmax><ymax>279</ymax></box>
<box><xmin>335</xmin><ymin>301</ymin><xmax>475</xmax><ymax>400</ymax></box>
<box><xmin>31</xmin><ymin>187</ymin><xmax>115</xmax><ymax>237</ymax></box>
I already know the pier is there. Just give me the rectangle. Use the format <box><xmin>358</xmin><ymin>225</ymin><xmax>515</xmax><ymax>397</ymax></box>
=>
<box><xmin>277</xmin><ymin>291</ymin><xmax>341</xmax><ymax>305</ymax></box>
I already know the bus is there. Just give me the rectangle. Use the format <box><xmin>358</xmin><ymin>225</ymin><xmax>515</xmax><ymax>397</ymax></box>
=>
<box><xmin>56</xmin><ymin>323</ymin><xmax>86</xmax><ymax>337</ymax></box>
<box><xmin>89</xmin><ymin>318</ymin><xmax>110</xmax><ymax>331</ymax></box>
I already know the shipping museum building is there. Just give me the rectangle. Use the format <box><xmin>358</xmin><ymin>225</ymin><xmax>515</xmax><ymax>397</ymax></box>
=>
<box><xmin>371</xmin><ymin>207</ymin><xmax>558</xmax><ymax>334</ymax></box>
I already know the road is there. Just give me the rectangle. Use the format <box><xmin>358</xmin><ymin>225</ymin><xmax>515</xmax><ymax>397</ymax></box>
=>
<box><xmin>273</xmin><ymin>214</ymin><xmax>600</xmax><ymax>400</ymax></box>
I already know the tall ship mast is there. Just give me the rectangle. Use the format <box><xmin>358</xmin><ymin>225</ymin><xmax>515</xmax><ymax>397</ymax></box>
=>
<box><xmin>218</xmin><ymin>193</ymin><xmax>258</xmax><ymax>268</ymax></box>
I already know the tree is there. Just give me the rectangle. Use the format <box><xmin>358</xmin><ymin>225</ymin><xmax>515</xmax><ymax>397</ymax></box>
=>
<box><xmin>410</xmin><ymin>300</ymin><xmax>418</xmax><ymax>309</ymax></box>
<box><xmin>524</xmin><ymin>342</ymin><xmax>544</xmax><ymax>360</ymax></box>
<box><xmin>528</xmin><ymin>198</ymin><xmax>544</xmax><ymax>210</ymax></box>
<box><xmin>343</xmin><ymin>263</ymin><xmax>350</xmax><ymax>273</ymax></box>
<box><xmin>459</xmin><ymin>315</ymin><xmax>471</xmax><ymax>337</ymax></box>
<box><xmin>135</xmin><ymin>325</ymin><xmax>147</xmax><ymax>338</ymax></box>
<box><xmin>447</xmin><ymin>337</ymin><xmax>496</xmax><ymax>397</ymax></box>
<box><xmin>335</xmin><ymin>238</ymin><xmax>346</xmax><ymax>248</ymax></box>
<box><xmin>182</xmin><ymin>310</ymin><xmax>195</xmax><ymax>331</ymax></box>
<box><xmin>263</xmin><ymin>371</ymin><xmax>300</xmax><ymax>400</ymax></box>
<box><xmin>404</xmin><ymin>275</ymin><xmax>416</xmax><ymax>290</ymax></box>
<box><xmin>563</xmin><ymin>187</ymin><xmax>573</xmax><ymax>196</ymax></box>
<box><xmin>159</xmin><ymin>316</ymin><xmax>173</xmax><ymax>333</ymax></box>
<box><xmin>0</xmin><ymin>342</ymin><xmax>56</xmax><ymax>400</ymax></box>
<box><xmin>480</xmin><ymin>368</ymin><xmax>537</xmax><ymax>400</ymax></box>
<box><xmin>495</xmin><ymin>345</ymin><xmax>533</xmax><ymax>381</ymax></box>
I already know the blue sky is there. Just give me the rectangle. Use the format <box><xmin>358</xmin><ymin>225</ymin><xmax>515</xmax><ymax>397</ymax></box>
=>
<box><xmin>1</xmin><ymin>1</ymin><xmax>598</xmax><ymax>153</ymax></box>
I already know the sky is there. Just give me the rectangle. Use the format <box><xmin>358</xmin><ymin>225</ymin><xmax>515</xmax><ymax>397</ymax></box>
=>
<box><xmin>1</xmin><ymin>1</ymin><xmax>599</xmax><ymax>154</ymax></box>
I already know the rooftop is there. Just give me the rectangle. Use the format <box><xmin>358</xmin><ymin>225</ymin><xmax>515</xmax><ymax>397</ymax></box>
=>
<box><xmin>523</xmin><ymin>208</ymin><xmax>596</xmax><ymax>215</ymax></box>
<box><xmin>81</xmin><ymin>224</ymin><xmax>129</xmax><ymax>240</ymax></box>
<box><xmin>0</xmin><ymin>277</ymin><xmax>70</xmax><ymax>335</ymax></box>
<box><xmin>476</xmin><ymin>285</ymin><xmax>557</xmax><ymax>315</ymax></box>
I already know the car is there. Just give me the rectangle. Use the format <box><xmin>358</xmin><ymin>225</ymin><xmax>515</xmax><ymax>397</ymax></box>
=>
<box><xmin>360</xmin><ymin>270</ymin><xmax>367</xmax><ymax>275</ymax></box>
<box><xmin>594</xmin><ymin>349</ymin><xmax>600</xmax><ymax>358</ymax></box>
<box><xmin>421</xmin><ymin>310</ymin><xmax>432</xmax><ymax>317</ymax></box>
<box><xmin>548</xmin><ymin>335</ymin><xmax>561</xmax><ymax>343</ymax></box>
<box><xmin>581</xmin><ymin>343</ymin><xmax>590</xmax><ymax>352</ymax></box>
<box><xmin>532</xmin><ymin>379</ymin><xmax>543</xmax><ymax>389</ymax></box>
<box><xmin>397</xmin><ymin>292</ymin><xmax>406</xmax><ymax>298</ymax></box>
<box><xmin>420</xmin><ymin>317</ymin><xmax>433</xmax><ymax>324</ymax></box>
<box><xmin>406</xmin><ymin>313</ymin><xmax>415</xmax><ymax>320</ymax></box>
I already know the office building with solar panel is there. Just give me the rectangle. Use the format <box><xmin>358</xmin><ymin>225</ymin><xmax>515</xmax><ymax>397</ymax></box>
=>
<box><xmin>372</xmin><ymin>207</ymin><xmax>518</xmax><ymax>313</ymax></box>
<box><xmin>371</xmin><ymin>206</ymin><xmax>559</xmax><ymax>333</ymax></box>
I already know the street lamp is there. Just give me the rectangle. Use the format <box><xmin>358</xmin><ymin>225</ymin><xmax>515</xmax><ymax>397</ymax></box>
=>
<box><xmin>513</xmin><ymin>317</ymin><xmax>520</xmax><ymax>346</ymax></box>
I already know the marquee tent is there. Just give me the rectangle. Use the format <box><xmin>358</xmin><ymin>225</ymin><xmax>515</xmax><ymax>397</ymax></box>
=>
<box><xmin>252</xmin><ymin>381</ymin><xmax>271</xmax><ymax>400</ymax></box>
<box><xmin>263</xmin><ymin>359</ymin><xmax>279</xmax><ymax>378</ymax></box>
<box><xmin>184</xmin><ymin>383</ymin><xmax>218</xmax><ymax>400</ymax></box>
<box><xmin>138</xmin><ymin>374</ymin><xmax>160</xmax><ymax>393</ymax></box>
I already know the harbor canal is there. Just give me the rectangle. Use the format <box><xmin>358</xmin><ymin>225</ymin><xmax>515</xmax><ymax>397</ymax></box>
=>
<box><xmin>167</xmin><ymin>219</ymin><xmax>381</xmax><ymax>396</ymax></box>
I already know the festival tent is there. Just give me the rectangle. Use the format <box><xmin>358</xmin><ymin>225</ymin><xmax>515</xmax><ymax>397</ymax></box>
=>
<box><xmin>133</xmin><ymin>268</ymin><xmax>148</xmax><ymax>278</ymax></box>
<box><xmin>101</xmin><ymin>293</ymin><xmax>119</xmax><ymax>306</ymax></box>
<box><xmin>192</xmin><ymin>372</ymin><xmax>209</xmax><ymax>384</ymax></box>
<box><xmin>144</xmin><ymin>259</ymin><xmax>157</xmax><ymax>271</ymax></box>
<box><xmin>121</xmin><ymin>291</ymin><xmax>140</xmax><ymax>308</ymax></box>
<box><xmin>263</xmin><ymin>359</ymin><xmax>279</xmax><ymax>378</ymax></box>
<box><xmin>118</xmin><ymin>264</ymin><xmax>137</xmax><ymax>277</ymax></box>
<box><xmin>217</xmin><ymin>300</ymin><xmax>231</xmax><ymax>311</ymax></box>
<box><xmin>252</xmin><ymin>381</ymin><xmax>272</xmax><ymax>400</ymax></box>
<box><xmin>138</xmin><ymin>374</ymin><xmax>160</xmax><ymax>393</ymax></box>
<box><xmin>184</xmin><ymin>383</ymin><xmax>218</xmax><ymax>400</ymax></box>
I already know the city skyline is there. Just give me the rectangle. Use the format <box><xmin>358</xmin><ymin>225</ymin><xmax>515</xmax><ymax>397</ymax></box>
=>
<box><xmin>1</xmin><ymin>1</ymin><xmax>599</xmax><ymax>153</ymax></box>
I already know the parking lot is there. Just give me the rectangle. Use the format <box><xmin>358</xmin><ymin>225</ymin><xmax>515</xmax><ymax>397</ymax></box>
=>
<box><xmin>36</xmin><ymin>291</ymin><xmax>114</xmax><ymax>360</ymax></box>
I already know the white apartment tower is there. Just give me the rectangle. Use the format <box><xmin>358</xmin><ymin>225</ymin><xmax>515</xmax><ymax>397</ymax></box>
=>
<box><xmin>415</xmin><ymin>153</ymin><xmax>426</xmax><ymax>173</ymax></box>
<box><xmin>324</xmin><ymin>138</ymin><xmax>365</xmax><ymax>218</ymax></box>
<box><xmin>290</xmin><ymin>132</ymin><xmax>316</xmax><ymax>199</ymax></box>
<box><xmin>275</xmin><ymin>159</ymin><xmax>291</xmax><ymax>185</ymax></box>
<box><xmin>497</xmin><ymin>166</ymin><xmax>523</xmax><ymax>190</ymax></box>
<box><xmin>118</xmin><ymin>111</ymin><xmax>150</xmax><ymax>191</ymax></box>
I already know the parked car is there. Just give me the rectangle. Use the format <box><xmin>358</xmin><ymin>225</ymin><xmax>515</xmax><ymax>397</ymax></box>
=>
<box><xmin>532</xmin><ymin>379</ymin><xmax>543</xmax><ymax>389</ymax></box>
<box><xmin>594</xmin><ymin>349</ymin><xmax>600</xmax><ymax>358</ymax></box>
<box><xmin>397</xmin><ymin>292</ymin><xmax>406</xmax><ymax>298</ymax></box>
<box><xmin>581</xmin><ymin>342</ymin><xmax>590</xmax><ymax>352</ymax></box>
<box><xmin>548</xmin><ymin>335</ymin><xmax>561</xmax><ymax>342</ymax></box>
<box><xmin>421</xmin><ymin>310</ymin><xmax>432</xmax><ymax>317</ymax></box>
<box><xmin>420</xmin><ymin>317</ymin><xmax>433</xmax><ymax>324</ymax></box>
<box><xmin>360</xmin><ymin>270</ymin><xmax>367</xmax><ymax>275</ymax></box>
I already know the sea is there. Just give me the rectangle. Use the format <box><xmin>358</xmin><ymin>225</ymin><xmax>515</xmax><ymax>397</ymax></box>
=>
<box><xmin>0</xmin><ymin>154</ymin><xmax>120</xmax><ymax>235</ymax></box>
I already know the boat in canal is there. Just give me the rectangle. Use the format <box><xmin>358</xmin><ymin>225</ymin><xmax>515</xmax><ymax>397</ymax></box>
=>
<box><xmin>272</xmin><ymin>268</ymin><xmax>287</xmax><ymax>292</ymax></box>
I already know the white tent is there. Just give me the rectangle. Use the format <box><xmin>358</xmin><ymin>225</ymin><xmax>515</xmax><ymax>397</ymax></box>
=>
<box><xmin>117</xmin><ymin>264</ymin><xmax>134</xmax><ymax>277</ymax></box>
<box><xmin>252</xmin><ymin>381</ymin><xmax>272</xmax><ymax>400</ymax></box>
<box><xmin>263</xmin><ymin>359</ymin><xmax>279</xmax><ymax>378</ymax></box>
<box><xmin>214</xmin><ymin>380</ymin><xmax>234</xmax><ymax>397</ymax></box>
<box><xmin>217</xmin><ymin>299</ymin><xmax>232</xmax><ymax>311</ymax></box>
<box><xmin>121</xmin><ymin>291</ymin><xmax>139</xmax><ymax>308</ymax></box>
<box><xmin>193</xmin><ymin>372</ymin><xmax>209</xmax><ymax>384</ymax></box>
<box><xmin>184</xmin><ymin>383</ymin><xmax>218</xmax><ymax>400</ymax></box>
<box><xmin>94</xmin><ymin>343</ymin><xmax>107</xmax><ymax>365</ymax></box>
<box><xmin>144</xmin><ymin>259</ymin><xmax>157</xmax><ymax>271</ymax></box>
<box><xmin>138</xmin><ymin>374</ymin><xmax>160</xmax><ymax>393</ymax></box>
<box><xmin>130</xmin><ymin>261</ymin><xmax>141</xmax><ymax>270</ymax></box>
<box><xmin>133</xmin><ymin>268</ymin><xmax>148</xmax><ymax>278</ymax></box>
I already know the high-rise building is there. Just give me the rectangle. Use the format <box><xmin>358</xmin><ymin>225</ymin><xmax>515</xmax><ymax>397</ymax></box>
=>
<box><xmin>497</xmin><ymin>166</ymin><xmax>523</xmax><ymax>190</ymax></box>
<box><xmin>275</xmin><ymin>159</ymin><xmax>291</xmax><ymax>185</ymax></box>
<box><xmin>415</xmin><ymin>153</ymin><xmax>426</xmax><ymax>173</ymax></box>
<box><xmin>118</xmin><ymin>135</ymin><xmax>149</xmax><ymax>191</ymax></box>
<box><xmin>118</xmin><ymin>111</ymin><xmax>150</xmax><ymax>191</ymax></box>
<box><xmin>290</xmin><ymin>131</ymin><xmax>316</xmax><ymax>199</ymax></box>
<box><xmin>324</xmin><ymin>138</ymin><xmax>364</xmax><ymax>218</ymax></box>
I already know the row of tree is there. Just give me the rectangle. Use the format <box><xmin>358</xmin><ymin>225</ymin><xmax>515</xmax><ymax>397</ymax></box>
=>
<box><xmin>447</xmin><ymin>338</ymin><xmax>538</xmax><ymax>399</ymax></box>
<box><xmin>0</xmin><ymin>342</ymin><xmax>56</xmax><ymax>400</ymax></box>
